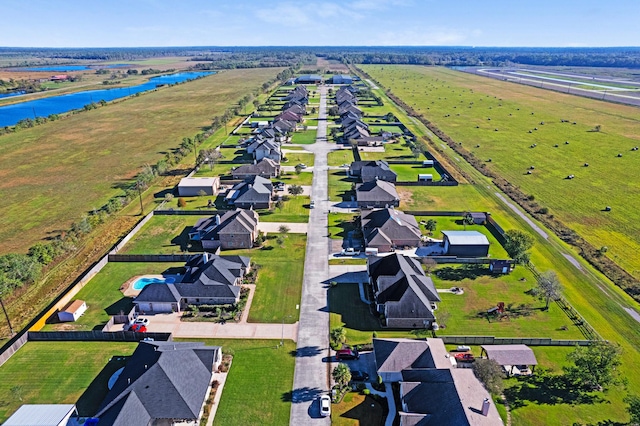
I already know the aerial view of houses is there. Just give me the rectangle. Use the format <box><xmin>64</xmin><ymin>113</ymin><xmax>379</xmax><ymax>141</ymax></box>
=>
<box><xmin>1</xmin><ymin>9</ymin><xmax>640</xmax><ymax>426</ymax></box>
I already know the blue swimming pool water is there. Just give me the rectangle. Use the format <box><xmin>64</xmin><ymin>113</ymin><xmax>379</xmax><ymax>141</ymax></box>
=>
<box><xmin>132</xmin><ymin>275</ymin><xmax>177</xmax><ymax>291</ymax></box>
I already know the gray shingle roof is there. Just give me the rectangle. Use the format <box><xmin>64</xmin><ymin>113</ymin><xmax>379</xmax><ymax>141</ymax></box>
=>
<box><xmin>356</xmin><ymin>180</ymin><xmax>399</xmax><ymax>203</ymax></box>
<box><xmin>233</xmin><ymin>159</ymin><xmax>279</xmax><ymax>177</ymax></box>
<box><xmin>97</xmin><ymin>342</ymin><xmax>220</xmax><ymax>424</ymax></box>
<box><xmin>373</xmin><ymin>338</ymin><xmax>450</xmax><ymax>373</ymax></box>
<box><xmin>481</xmin><ymin>345</ymin><xmax>538</xmax><ymax>366</ymax></box>
<box><xmin>362</xmin><ymin>209</ymin><xmax>421</xmax><ymax>247</ymax></box>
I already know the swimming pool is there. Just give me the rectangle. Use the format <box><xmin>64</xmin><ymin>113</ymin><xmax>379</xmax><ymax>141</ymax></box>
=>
<box><xmin>132</xmin><ymin>275</ymin><xmax>177</xmax><ymax>291</ymax></box>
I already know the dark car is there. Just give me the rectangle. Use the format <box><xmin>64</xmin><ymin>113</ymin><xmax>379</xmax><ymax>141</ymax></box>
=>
<box><xmin>336</xmin><ymin>348</ymin><xmax>359</xmax><ymax>360</ymax></box>
<box><xmin>350</xmin><ymin>370</ymin><xmax>370</xmax><ymax>381</ymax></box>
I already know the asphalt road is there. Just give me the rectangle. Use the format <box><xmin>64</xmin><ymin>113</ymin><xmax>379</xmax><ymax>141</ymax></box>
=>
<box><xmin>289</xmin><ymin>85</ymin><xmax>333</xmax><ymax>425</ymax></box>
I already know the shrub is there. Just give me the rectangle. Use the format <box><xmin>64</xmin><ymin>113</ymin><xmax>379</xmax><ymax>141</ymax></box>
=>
<box><xmin>178</xmin><ymin>197</ymin><xmax>187</xmax><ymax>208</ymax></box>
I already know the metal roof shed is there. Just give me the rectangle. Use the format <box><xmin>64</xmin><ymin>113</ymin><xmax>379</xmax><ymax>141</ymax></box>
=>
<box><xmin>481</xmin><ymin>344</ymin><xmax>538</xmax><ymax>375</ymax></box>
<box><xmin>4</xmin><ymin>404</ymin><xmax>77</xmax><ymax>426</ymax></box>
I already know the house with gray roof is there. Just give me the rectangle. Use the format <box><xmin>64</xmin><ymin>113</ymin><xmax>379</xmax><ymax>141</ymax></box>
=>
<box><xmin>350</xmin><ymin>160</ymin><xmax>397</xmax><ymax>183</ymax></box>
<box><xmin>356</xmin><ymin>180</ymin><xmax>400</xmax><ymax>209</ymax></box>
<box><xmin>368</xmin><ymin>254</ymin><xmax>440</xmax><ymax>329</ymax></box>
<box><xmin>247</xmin><ymin>138</ymin><xmax>281</xmax><ymax>162</ymax></box>
<box><xmin>442</xmin><ymin>230</ymin><xmax>490</xmax><ymax>257</ymax></box>
<box><xmin>134</xmin><ymin>253</ymin><xmax>250</xmax><ymax>313</ymax></box>
<box><xmin>232</xmin><ymin>158</ymin><xmax>280</xmax><ymax>179</ymax></box>
<box><xmin>344</xmin><ymin>124</ymin><xmax>370</xmax><ymax>141</ymax></box>
<box><xmin>361</xmin><ymin>208</ymin><xmax>422</xmax><ymax>252</ymax></box>
<box><xmin>225</xmin><ymin>176</ymin><xmax>273</xmax><ymax>210</ymax></box>
<box><xmin>295</xmin><ymin>74</ymin><xmax>322</xmax><ymax>84</ymax></box>
<box><xmin>275</xmin><ymin>110</ymin><xmax>303</xmax><ymax>123</ymax></box>
<box><xmin>95</xmin><ymin>341</ymin><xmax>222</xmax><ymax>425</ymax></box>
<box><xmin>372</xmin><ymin>338</ymin><xmax>503</xmax><ymax>425</ymax></box>
<box><xmin>190</xmin><ymin>208</ymin><xmax>259</xmax><ymax>250</ymax></box>
<box><xmin>330</xmin><ymin>74</ymin><xmax>353</xmax><ymax>84</ymax></box>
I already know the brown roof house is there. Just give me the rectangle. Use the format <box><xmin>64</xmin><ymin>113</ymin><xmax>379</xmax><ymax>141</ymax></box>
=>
<box><xmin>190</xmin><ymin>209</ymin><xmax>259</xmax><ymax>250</ymax></box>
<box><xmin>232</xmin><ymin>158</ymin><xmax>280</xmax><ymax>179</ymax></box>
<box><xmin>356</xmin><ymin>180</ymin><xmax>400</xmax><ymax>209</ymax></box>
<box><xmin>368</xmin><ymin>254</ymin><xmax>440</xmax><ymax>329</ymax></box>
<box><xmin>361</xmin><ymin>208</ymin><xmax>422</xmax><ymax>253</ymax></box>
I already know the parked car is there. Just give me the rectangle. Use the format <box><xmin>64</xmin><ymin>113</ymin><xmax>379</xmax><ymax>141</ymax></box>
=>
<box><xmin>455</xmin><ymin>345</ymin><xmax>471</xmax><ymax>352</ymax></box>
<box><xmin>454</xmin><ymin>353</ymin><xmax>475</xmax><ymax>362</ymax></box>
<box><xmin>336</xmin><ymin>348</ymin><xmax>359</xmax><ymax>360</ymax></box>
<box><xmin>309</xmin><ymin>200</ymin><xmax>315</xmax><ymax>209</ymax></box>
<box><xmin>130</xmin><ymin>324</ymin><xmax>147</xmax><ymax>333</ymax></box>
<box><xmin>296</xmin><ymin>163</ymin><xmax>307</xmax><ymax>169</ymax></box>
<box><xmin>350</xmin><ymin>370</ymin><xmax>370</xmax><ymax>382</ymax></box>
<box><xmin>319</xmin><ymin>394</ymin><xmax>331</xmax><ymax>417</ymax></box>
<box><xmin>341</xmin><ymin>248</ymin><xmax>360</xmax><ymax>256</ymax></box>
<box><xmin>134</xmin><ymin>318</ymin><xmax>149</xmax><ymax>326</ymax></box>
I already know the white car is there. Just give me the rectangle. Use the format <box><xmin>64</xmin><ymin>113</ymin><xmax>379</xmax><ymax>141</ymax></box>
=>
<box><xmin>319</xmin><ymin>394</ymin><xmax>331</xmax><ymax>417</ymax></box>
<box><xmin>134</xmin><ymin>318</ymin><xmax>149</xmax><ymax>326</ymax></box>
<box><xmin>341</xmin><ymin>248</ymin><xmax>360</xmax><ymax>256</ymax></box>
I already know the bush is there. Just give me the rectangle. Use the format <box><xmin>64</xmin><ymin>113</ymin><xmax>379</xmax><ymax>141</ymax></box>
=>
<box><xmin>178</xmin><ymin>197</ymin><xmax>187</xmax><ymax>208</ymax></box>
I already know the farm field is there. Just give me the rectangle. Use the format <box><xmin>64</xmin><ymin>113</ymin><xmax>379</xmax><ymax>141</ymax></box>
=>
<box><xmin>0</xmin><ymin>341</ymin><xmax>137</xmax><ymax>422</ymax></box>
<box><xmin>361</xmin><ymin>64</ymin><xmax>640</xmax><ymax>279</ymax></box>
<box><xmin>176</xmin><ymin>338</ymin><xmax>296</xmax><ymax>426</ymax></box>
<box><xmin>0</xmin><ymin>67</ymin><xmax>281</xmax><ymax>255</ymax></box>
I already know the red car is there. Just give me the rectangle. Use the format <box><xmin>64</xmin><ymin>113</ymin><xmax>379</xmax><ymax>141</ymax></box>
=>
<box><xmin>454</xmin><ymin>353</ymin><xmax>475</xmax><ymax>362</ymax></box>
<box><xmin>336</xmin><ymin>348</ymin><xmax>359</xmax><ymax>360</ymax></box>
<box><xmin>130</xmin><ymin>324</ymin><xmax>147</xmax><ymax>333</ymax></box>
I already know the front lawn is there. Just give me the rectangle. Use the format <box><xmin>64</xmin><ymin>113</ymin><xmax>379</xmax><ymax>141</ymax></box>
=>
<box><xmin>224</xmin><ymin>234</ymin><xmax>306</xmax><ymax>323</ymax></box>
<box><xmin>291</xmin><ymin>130</ymin><xmax>317</xmax><ymax>144</ymax></box>
<box><xmin>328</xmin><ymin>212</ymin><xmax>358</xmax><ymax>240</ymax></box>
<box><xmin>329</xmin><ymin>170</ymin><xmax>357</xmax><ymax>202</ymax></box>
<box><xmin>332</xmin><ymin>392</ymin><xmax>387</xmax><ymax>426</ymax></box>
<box><xmin>43</xmin><ymin>262</ymin><xmax>183</xmax><ymax>330</ymax></box>
<box><xmin>0</xmin><ymin>342</ymin><xmax>137</xmax><ymax>421</ymax></box>
<box><xmin>259</xmin><ymin>195</ymin><xmax>311</xmax><ymax>223</ymax></box>
<box><xmin>278</xmin><ymin>170</ymin><xmax>314</xmax><ymax>186</ymax></box>
<box><xmin>328</xmin><ymin>149</ymin><xmax>355</xmax><ymax>167</ymax></box>
<box><xmin>177</xmin><ymin>339</ymin><xmax>296</xmax><ymax>426</ymax></box>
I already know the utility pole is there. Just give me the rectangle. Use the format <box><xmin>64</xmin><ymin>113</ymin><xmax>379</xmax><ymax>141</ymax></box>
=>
<box><xmin>137</xmin><ymin>181</ymin><xmax>144</xmax><ymax>215</ymax></box>
<box><xmin>0</xmin><ymin>296</ymin><xmax>14</xmax><ymax>336</ymax></box>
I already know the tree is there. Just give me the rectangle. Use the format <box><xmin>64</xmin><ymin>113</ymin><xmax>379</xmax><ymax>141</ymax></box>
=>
<box><xmin>275</xmin><ymin>199</ymin><xmax>284</xmax><ymax>212</ymax></box>
<box><xmin>503</xmin><ymin>229</ymin><xmax>534</xmax><ymax>264</ymax></box>
<box><xmin>294</xmin><ymin>165</ymin><xmax>303</xmax><ymax>175</ymax></box>
<box><xmin>178</xmin><ymin>197</ymin><xmax>187</xmax><ymax>208</ymax></box>
<box><xmin>536</xmin><ymin>270</ymin><xmax>561</xmax><ymax>309</ymax></box>
<box><xmin>253</xmin><ymin>99</ymin><xmax>261</xmax><ymax>110</ymax></box>
<box><xmin>424</xmin><ymin>219</ymin><xmax>437</xmax><ymax>235</ymax></box>
<box><xmin>278</xmin><ymin>225</ymin><xmax>290</xmax><ymax>235</ymax></box>
<box><xmin>421</xmin><ymin>257</ymin><xmax>438</xmax><ymax>275</ymax></box>
<box><xmin>288</xmin><ymin>185</ymin><xmax>303</xmax><ymax>196</ymax></box>
<box><xmin>473</xmin><ymin>358</ymin><xmax>504</xmax><ymax>394</ymax></box>
<box><xmin>625</xmin><ymin>394</ymin><xmax>640</xmax><ymax>425</ymax></box>
<box><xmin>330</xmin><ymin>326</ymin><xmax>347</xmax><ymax>347</ymax></box>
<box><xmin>332</xmin><ymin>363</ymin><xmax>352</xmax><ymax>388</ymax></box>
<box><xmin>328</xmin><ymin>106</ymin><xmax>339</xmax><ymax>116</ymax></box>
<box><xmin>564</xmin><ymin>341</ymin><xmax>622</xmax><ymax>391</ymax></box>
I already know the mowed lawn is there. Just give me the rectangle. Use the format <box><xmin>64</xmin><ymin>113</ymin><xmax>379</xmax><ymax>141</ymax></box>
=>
<box><xmin>0</xmin><ymin>67</ymin><xmax>281</xmax><ymax>254</ymax></box>
<box><xmin>42</xmin><ymin>262</ymin><xmax>183</xmax><ymax>331</ymax></box>
<box><xmin>225</xmin><ymin>234</ymin><xmax>306</xmax><ymax>323</ymax></box>
<box><xmin>176</xmin><ymin>339</ymin><xmax>296</xmax><ymax>426</ymax></box>
<box><xmin>362</xmin><ymin>64</ymin><xmax>640</xmax><ymax>278</ymax></box>
<box><xmin>0</xmin><ymin>342</ymin><xmax>137</xmax><ymax>421</ymax></box>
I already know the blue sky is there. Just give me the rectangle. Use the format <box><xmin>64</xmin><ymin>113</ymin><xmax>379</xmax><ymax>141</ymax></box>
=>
<box><xmin>2</xmin><ymin>0</ymin><xmax>639</xmax><ymax>47</ymax></box>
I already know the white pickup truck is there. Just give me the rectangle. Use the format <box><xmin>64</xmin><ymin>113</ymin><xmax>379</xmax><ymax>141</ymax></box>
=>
<box><xmin>341</xmin><ymin>248</ymin><xmax>360</xmax><ymax>256</ymax></box>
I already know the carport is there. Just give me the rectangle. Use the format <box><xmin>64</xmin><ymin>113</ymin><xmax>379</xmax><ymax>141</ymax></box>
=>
<box><xmin>480</xmin><ymin>344</ymin><xmax>538</xmax><ymax>376</ymax></box>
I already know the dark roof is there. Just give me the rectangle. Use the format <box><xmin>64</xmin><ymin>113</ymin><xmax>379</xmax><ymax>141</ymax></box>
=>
<box><xmin>356</xmin><ymin>180</ymin><xmax>399</xmax><ymax>203</ymax></box>
<box><xmin>373</xmin><ymin>338</ymin><xmax>450</xmax><ymax>373</ymax></box>
<box><xmin>228</xmin><ymin>176</ymin><xmax>272</xmax><ymax>205</ymax></box>
<box><xmin>233</xmin><ymin>158</ymin><xmax>279</xmax><ymax>177</ymax></box>
<box><xmin>362</xmin><ymin>208</ymin><xmax>421</xmax><ymax>247</ymax></box>
<box><xmin>360</xmin><ymin>161</ymin><xmax>397</xmax><ymax>182</ymax></box>
<box><xmin>401</xmin><ymin>380</ymin><xmax>470</xmax><ymax>426</ymax></box>
<box><xmin>481</xmin><ymin>345</ymin><xmax>538</xmax><ymax>366</ymax></box>
<box><xmin>135</xmin><ymin>283</ymin><xmax>181</xmax><ymax>304</ymax></box>
<box><xmin>193</xmin><ymin>209</ymin><xmax>258</xmax><ymax>241</ymax></box>
<box><xmin>97</xmin><ymin>342</ymin><xmax>220</xmax><ymax>424</ymax></box>
<box><xmin>296</xmin><ymin>74</ymin><xmax>322</xmax><ymax>82</ymax></box>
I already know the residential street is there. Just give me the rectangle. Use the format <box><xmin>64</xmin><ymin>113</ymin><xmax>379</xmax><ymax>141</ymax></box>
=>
<box><xmin>289</xmin><ymin>85</ymin><xmax>334</xmax><ymax>424</ymax></box>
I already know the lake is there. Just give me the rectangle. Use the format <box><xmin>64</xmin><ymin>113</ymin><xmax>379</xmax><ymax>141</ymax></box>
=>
<box><xmin>0</xmin><ymin>72</ymin><xmax>213</xmax><ymax>127</ymax></box>
<box><xmin>14</xmin><ymin>64</ymin><xmax>131</xmax><ymax>72</ymax></box>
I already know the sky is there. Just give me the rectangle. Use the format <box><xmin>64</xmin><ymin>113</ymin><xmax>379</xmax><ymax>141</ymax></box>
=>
<box><xmin>1</xmin><ymin>0</ymin><xmax>639</xmax><ymax>48</ymax></box>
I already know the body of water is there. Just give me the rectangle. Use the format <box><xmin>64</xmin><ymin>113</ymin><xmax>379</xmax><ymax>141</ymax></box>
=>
<box><xmin>0</xmin><ymin>91</ymin><xmax>26</xmax><ymax>99</ymax></box>
<box><xmin>0</xmin><ymin>71</ymin><xmax>212</xmax><ymax>127</ymax></box>
<box><xmin>14</xmin><ymin>64</ymin><xmax>131</xmax><ymax>72</ymax></box>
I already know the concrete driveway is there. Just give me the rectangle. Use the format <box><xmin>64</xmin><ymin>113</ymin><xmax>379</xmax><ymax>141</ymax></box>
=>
<box><xmin>258</xmin><ymin>222</ymin><xmax>309</xmax><ymax>234</ymax></box>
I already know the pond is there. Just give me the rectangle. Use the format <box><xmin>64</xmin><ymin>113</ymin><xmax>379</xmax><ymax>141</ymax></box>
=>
<box><xmin>0</xmin><ymin>71</ymin><xmax>213</xmax><ymax>127</ymax></box>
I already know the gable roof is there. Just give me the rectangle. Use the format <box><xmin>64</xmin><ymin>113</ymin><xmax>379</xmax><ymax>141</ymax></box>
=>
<box><xmin>96</xmin><ymin>342</ymin><xmax>220</xmax><ymax>424</ymax></box>
<box><xmin>360</xmin><ymin>161</ymin><xmax>397</xmax><ymax>181</ymax></box>
<box><xmin>227</xmin><ymin>176</ymin><xmax>273</xmax><ymax>205</ymax></box>
<box><xmin>362</xmin><ymin>208</ymin><xmax>421</xmax><ymax>246</ymax></box>
<box><xmin>442</xmin><ymin>230</ymin><xmax>490</xmax><ymax>246</ymax></box>
<box><xmin>373</xmin><ymin>338</ymin><xmax>450</xmax><ymax>373</ymax></box>
<box><xmin>356</xmin><ymin>180</ymin><xmax>399</xmax><ymax>203</ymax></box>
<box><xmin>4</xmin><ymin>405</ymin><xmax>77</xmax><ymax>426</ymax></box>
<box><xmin>481</xmin><ymin>345</ymin><xmax>538</xmax><ymax>366</ymax></box>
<box><xmin>194</xmin><ymin>209</ymin><xmax>259</xmax><ymax>241</ymax></box>
<box><xmin>233</xmin><ymin>158</ymin><xmax>280</xmax><ymax>177</ymax></box>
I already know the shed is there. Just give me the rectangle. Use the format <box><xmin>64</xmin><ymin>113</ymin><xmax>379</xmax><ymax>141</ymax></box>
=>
<box><xmin>422</xmin><ymin>160</ymin><xmax>434</xmax><ymax>167</ymax></box>
<box><xmin>442</xmin><ymin>230</ymin><xmax>490</xmax><ymax>257</ymax></box>
<box><xmin>481</xmin><ymin>344</ymin><xmax>538</xmax><ymax>376</ymax></box>
<box><xmin>4</xmin><ymin>404</ymin><xmax>77</xmax><ymax>426</ymax></box>
<box><xmin>177</xmin><ymin>177</ymin><xmax>220</xmax><ymax>197</ymax></box>
<box><xmin>418</xmin><ymin>174</ymin><xmax>433</xmax><ymax>182</ymax></box>
<box><xmin>58</xmin><ymin>300</ymin><xmax>87</xmax><ymax>322</ymax></box>
<box><xmin>489</xmin><ymin>259</ymin><xmax>512</xmax><ymax>274</ymax></box>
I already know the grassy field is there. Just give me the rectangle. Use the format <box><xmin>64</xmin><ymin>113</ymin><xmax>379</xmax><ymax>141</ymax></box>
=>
<box><xmin>43</xmin><ymin>262</ymin><xmax>183</xmax><ymax>330</ymax></box>
<box><xmin>291</xmin><ymin>130</ymin><xmax>318</xmax><ymax>144</ymax></box>
<box><xmin>328</xmin><ymin>149</ymin><xmax>355</xmax><ymax>166</ymax></box>
<box><xmin>176</xmin><ymin>338</ymin><xmax>296</xmax><ymax>426</ymax></box>
<box><xmin>361</xmin><ymin>64</ymin><xmax>640</xmax><ymax>279</ymax></box>
<box><xmin>283</xmin><ymin>152</ymin><xmax>315</xmax><ymax>166</ymax></box>
<box><xmin>0</xmin><ymin>67</ymin><xmax>281</xmax><ymax>255</ymax></box>
<box><xmin>390</xmin><ymin>163</ymin><xmax>442</xmax><ymax>181</ymax></box>
<box><xmin>225</xmin><ymin>234</ymin><xmax>306</xmax><ymax>323</ymax></box>
<box><xmin>278</xmin><ymin>170</ymin><xmax>314</xmax><ymax>186</ymax></box>
<box><xmin>120</xmin><ymin>215</ymin><xmax>205</xmax><ymax>254</ymax></box>
<box><xmin>0</xmin><ymin>341</ymin><xmax>137</xmax><ymax>421</ymax></box>
<box><xmin>259</xmin><ymin>195</ymin><xmax>311</xmax><ymax>223</ymax></box>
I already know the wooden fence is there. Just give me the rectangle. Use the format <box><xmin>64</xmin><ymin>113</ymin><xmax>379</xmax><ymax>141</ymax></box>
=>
<box><xmin>28</xmin><ymin>331</ymin><xmax>172</xmax><ymax>342</ymax></box>
<box><xmin>108</xmin><ymin>254</ymin><xmax>194</xmax><ymax>262</ymax></box>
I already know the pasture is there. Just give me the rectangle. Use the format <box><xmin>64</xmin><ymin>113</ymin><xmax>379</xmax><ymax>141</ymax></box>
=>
<box><xmin>362</xmin><ymin>65</ymin><xmax>640</xmax><ymax>278</ymax></box>
<box><xmin>0</xmin><ymin>67</ymin><xmax>281</xmax><ymax>254</ymax></box>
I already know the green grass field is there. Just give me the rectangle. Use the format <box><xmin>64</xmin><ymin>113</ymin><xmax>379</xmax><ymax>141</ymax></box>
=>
<box><xmin>390</xmin><ymin>163</ymin><xmax>442</xmax><ymax>181</ymax></box>
<box><xmin>278</xmin><ymin>170</ymin><xmax>314</xmax><ymax>186</ymax></box>
<box><xmin>328</xmin><ymin>149</ymin><xmax>355</xmax><ymax>167</ymax></box>
<box><xmin>361</xmin><ymin>64</ymin><xmax>640</xmax><ymax>279</ymax></box>
<box><xmin>120</xmin><ymin>215</ymin><xmax>204</xmax><ymax>254</ymax></box>
<box><xmin>282</xmin><ymin>152</ymin><xmax>315</xmax><ymax>166</ymax></box>
<box><xmin>290</xmin><ymin>129</ymin><xmax>317</xmax><ymax>144</ymax></box>
<box><xmin>259</xmin><ymin>195</ymin><xmax>311</xmax><ymax>222</ymax></box>
<box><xmin>176</xmin><ymin>338</ymin><xmax>296</xmax><ymax>426</ymax></box>
<box><xmin>0</xmin><ymin>68</ymin><xmax>281</xmax><ymax>255</ymax></box>
<box><xmin>0</xmin><ymin>342</ymin><xmax>137</xmax><ymax>421</ymax></box>
<box><xmin>328</xmin><ymin>170</ymin><xmax>357</xmax><ymax>202</ymax></box>
<box><xmin>328</xmin><ymin>213</ymin><xmax>358</xmax><ymax>240</ymax></box>
<box><xmin>43</xmin><ymin>262</ymin><xmax>183</xmax><ymax>330</ymax></box>
<box><xmin>224</xmin><ymin>234</ymin><xmax>306</xmax><ymax>323</ymax></box>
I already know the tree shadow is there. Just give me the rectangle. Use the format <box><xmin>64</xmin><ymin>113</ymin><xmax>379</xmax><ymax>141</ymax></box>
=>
<box><xmin>504</xmin><ymin>373</ymin><xmax>605</xmax><ymax>409</ymax></box>
<box><xmin>290</xmin><ymin>346</ymin><xmax>323</xmax><ymax>357</ymax></box>
<box><xmin>75</xmin><ymin>354</ymin><xmax>130</xmax><ymax>416</ymax></box>
<box><xmin>435</xmin><ymin>265</ymin><xmax>492</xmax><ymax>281</ymax></box>
<box><xmin>282</xmin><ymin>386</ymin><xmax>324</xmax><ymax>403</ymax></box>
<box><xmin>171</xmin><ymin>226</ymin><xmax>194</xmax><ymax>252</ymax></box>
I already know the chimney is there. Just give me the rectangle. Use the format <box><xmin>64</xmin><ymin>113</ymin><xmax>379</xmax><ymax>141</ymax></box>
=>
<box><xmin>127</xmin><ymin>378</ymin><xmax>131</xmax><ymax>385</ymax></box>
<box><xmin>481</xmin><ymin>398</ymin><xmax>491</xmax><ymax>416</ymax></box>
<box><xmin>215</xmin><ymin>214</ymin><xmax>221</xmax><ymax>226</ymax></box>
<box><xmin>144</xmin><ymin>364</ymin><xmax>148</xmax><ymax>370</ymax></box>
<box><xmin>203</xmin><ymin>252</ymin><xmax>209</xmax><ymax>263</ymax></box>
